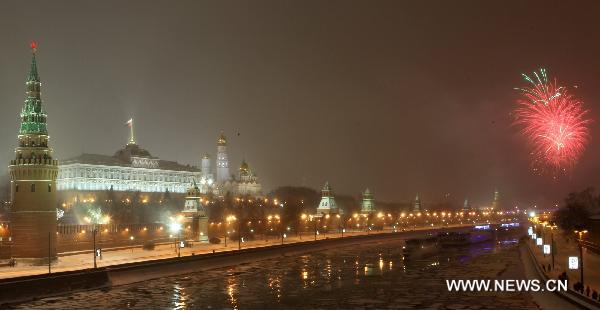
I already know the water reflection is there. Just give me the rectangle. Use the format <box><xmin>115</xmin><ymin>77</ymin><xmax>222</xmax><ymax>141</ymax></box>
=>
<box><xmin>267</xmin><ymin>273</ymin><xmax>282</xmax><ymax>301</ymax></box>
<box><xmin>226</xmin><ymin>272</ymin><xmax>238</xmax><ymax>309</ymax></box>
<box><xmin>171</xmin><ymin>283</ymin><xmax>187</xmax><ymax>310</ymax></box>
<box><xmin>11</xmin><ymin>233</ymin><xmax>530</xmax><ymax>309</ymax></box>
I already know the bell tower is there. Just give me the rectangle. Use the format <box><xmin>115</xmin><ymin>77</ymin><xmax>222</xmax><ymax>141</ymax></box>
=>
<box><xmin>8</xmin><ymin>42</ymin><xmax>59</xmax><ymax>261</ymax></box>
<box><xmin>216</xmin><ymin>131</ymin><xmax>229</xmax><ymax>183</ymax></box>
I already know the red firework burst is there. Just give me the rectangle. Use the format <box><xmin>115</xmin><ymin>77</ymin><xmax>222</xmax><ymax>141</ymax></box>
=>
<box><xmin>514</xmin><ymin>69</ymin><xmax>591</xmax><ymax>172</ymax></box>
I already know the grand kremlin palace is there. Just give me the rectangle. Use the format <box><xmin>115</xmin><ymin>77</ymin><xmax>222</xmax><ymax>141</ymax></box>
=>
<box><xmin>55</xmin><ymin>132</ymin><xmax>263</xmax><ymax>203</ymax></box>
<box><xmin>57</xmin><ymin>144</ymin><xmax>201</xmax><ymax>194</ymax></box>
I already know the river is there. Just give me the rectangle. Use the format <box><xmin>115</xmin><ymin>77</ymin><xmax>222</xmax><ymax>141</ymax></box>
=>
<box><xmin>10</xmin><ymin>231</ymin><xmax>534</xmax><ymax>309</ymax></box>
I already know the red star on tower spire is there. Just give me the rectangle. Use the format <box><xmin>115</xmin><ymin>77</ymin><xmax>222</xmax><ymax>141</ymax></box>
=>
<box><xmin>30</xmin><ymin>40</ymin><xmax>37</xmax><ymax>52</ymax></box>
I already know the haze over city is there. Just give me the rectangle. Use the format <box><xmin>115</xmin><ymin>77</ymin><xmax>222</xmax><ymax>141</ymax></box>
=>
<box><xmin>1</xmin><ymin>1</ymin><xmax>600</xmax><ymax>206</ymax></box>
<box><xmin>2</xmin><ymin>1</ymin><xmax>600</xmax><ymax>309</ymax></box>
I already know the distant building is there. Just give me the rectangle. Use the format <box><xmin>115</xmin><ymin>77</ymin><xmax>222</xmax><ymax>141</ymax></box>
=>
<box><xmin>8</xmin><ymin>43</ymin><xmax>59</xmax><ymax>261</ymax></box>
<box><xmin>360</xmin><ymin>188</ymin><xmax>376</xmax><ymax>214</ymax></box>
<box><xmin>58</xmin><ymin>143</ymin><xmax>203</xmax><ymax>194</ymax></box>
<box><xmin>413</xmin><ymin>193</ymin><xmax>421</xmax><ymax>212</ymax></box>
<box><xmin>216</xmin><ymin>131</ymin><xmax>229</xmax><ymax>184</ymax></box>
<box><xmin>181</xmin><ymin>182</ymin><xmax>208</xmax><ymax>242</ymax></box>
<box><xmin>220</xmin><ymin>160</ymin><xmax>262</xmax><ymax>197</ymax></box>
<box><xmin>193</xmin><ymin>154</ymin><xmax>214</xmax><ymax>194</ymax></box>
<box><xmin>316</xmin><ymin>182</ymin><xmax>339</xmax><ymax>215</ymax></box>
<box><xmin>462</xmin><ymin>198</ymin><xmax>471</xmax><ymax>213</ymax></box>
<box><xmin>491</xmin><ymin>188</ymin><xmax>500</xmax><ymax>209</ymax></box>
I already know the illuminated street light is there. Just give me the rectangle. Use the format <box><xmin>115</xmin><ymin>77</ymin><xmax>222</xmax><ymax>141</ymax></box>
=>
<box><xmin>574</xmin><ymin>229</ymin><xmax>588</xmax><ymax>289</ymax></box>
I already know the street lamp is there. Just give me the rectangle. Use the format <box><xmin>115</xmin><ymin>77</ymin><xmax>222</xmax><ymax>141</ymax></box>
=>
<box><xmin>574</xmin><ymin>229</ymin><xmax>588</xmax><ymax>289</ymax></box>
<box><xmin>237</xmin><ymin>217</ymin><xmax>241</xmax><ymax>250</ymax></box>
<box><xmin>91</xmin><ymin>213</ymin><xmax>110</xmax><ymax>269</ymax></box>
<box><xmin>169</xmin><ymin>219</ymin><xmax>182</xmax><ymax>257</ymax></box>
<box><xmin>300</xmin><ymin>213</ymin><xmax>307</xmax><ymax>240</ymax></box>
<box><xmin>549</xmin><ymin>224</ymin><xmax>557</xmax><ymax>270</ymax></box>
<box><xmin>310</xmin><ymin>215</ymin><xmax>317</xmax><ymax>241</ymax></box>
<box><xmin>93</xmin><ymin>227</ymin><xmax>97</xmax><ymax>268</ymax></box>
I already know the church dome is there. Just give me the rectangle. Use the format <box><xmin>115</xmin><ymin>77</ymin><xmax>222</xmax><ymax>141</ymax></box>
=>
<box><xmin>217</xmin><ymin>131</ymin><xmax>227</xmax><ymax>146</ymax></box>
<box><xmin>239</xmin><ymin>160</ymin><xmax>249</xmax><ymax>175</ymax></box>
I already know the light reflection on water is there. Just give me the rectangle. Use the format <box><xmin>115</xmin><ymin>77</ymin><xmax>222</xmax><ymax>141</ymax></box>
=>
<box><xmin>10</xmin><ymin>233</ymin><xmax>532</xmax><ymax>309</ymax></box>
<box><xmin>171</xmin><ymin>283</ymin><xmax>187</xmax><ymax>310</ymax></box>
<box><xmin>226</xmin><ymin>273</ymin><xmax>238</xmax><ymax>309</ymax></box>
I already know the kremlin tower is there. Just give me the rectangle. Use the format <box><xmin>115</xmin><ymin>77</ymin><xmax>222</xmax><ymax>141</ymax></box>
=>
<box><xmin>181</xmin><ymin>182</ymin><xmax>209</xmax><ymax>242</ymax></box>
<box><xmin>491</xmin><ymin>188</ymin><xmax>500</xmax><ymax>209</ymax></box>
<box><xmin>413</xmin><ymin>193</ymin><xmax>421</xmax><ymax>212</ymax></box>
<box><xmin>8</xmin><ymin>42</ymin><xmax>59</xmax><ymax>261</ymax></box>
<box><xmin>316</xmin><ymin>182</ymin><xmax>339</xmax><ymax>215</ymax></box>
<box><xmin>360</xmin><ymin>188</ymin><xmax>376</xmax><ymax>214</ymax></box>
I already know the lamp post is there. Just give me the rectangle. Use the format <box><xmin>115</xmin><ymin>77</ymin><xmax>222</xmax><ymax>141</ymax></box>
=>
<box><xmin>300</xmin><ymin>214</ymin><xmax>307</xmax><ymax>240</ymax></box>
<box><xmin>313</xmin><ymin>216</ymin><xmax>317</xmax><ymax>241</ymax></box>
<box><xmin>48</xmin><ymin>232</ymin><xmax>51</xmax><ymax>274</ymax></box>
<box><xmin>574</xmin><ymin>230</ymin><xmax>588</xmax><ymax>289</ymax></box>
<box><xmin>92</xmin><ymin>216</ymin><xmax>108</xmax><ymax>268</ymax></box>
<box><xmin>266</xmin><ymin>214</ymin><xmax>272</xmax><ymax>242</ymax></box>
<box><xmin>178</xmin><ymin>232</ymin><xmax>181</xmax><ymax>258</ymax></box>
<box><xmin>169</xmin><ymin>217</ymin><xmax>182</xmax><ymax>257</ymax></box>
<box><xmin>93</xmin><ymin>227</ymin><xmax>97</xmax><ymax>269</ymax></box>
<box><xmin>549</xmin><ymin>224</ymin><xmax>556</xmax><ymax>270</ymax></box>
<box><xmin>274</xmin><ymin>215</ymin><xmax>283</xmax><ymax>245</ymax></box>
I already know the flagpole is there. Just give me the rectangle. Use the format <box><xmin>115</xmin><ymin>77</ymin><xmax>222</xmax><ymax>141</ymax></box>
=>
<box><xmin>127</xmin><ymin>119</ymin><xmax>135</xmax><ymax>145</ymax></box>
<box><xmin>129</xmin><ymin>119</ymin><xmax>135</xmax><ymax>145</ymax></box>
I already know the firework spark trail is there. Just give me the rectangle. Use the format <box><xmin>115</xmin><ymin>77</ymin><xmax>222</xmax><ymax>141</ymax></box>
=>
<box><xmin>514</xmin><ymin>69</ymin><xmax>591</xmax><ymax>173</ymax></box>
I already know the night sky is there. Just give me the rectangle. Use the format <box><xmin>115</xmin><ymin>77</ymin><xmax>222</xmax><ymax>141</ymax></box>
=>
<box><xmin>1</xmin><ymin>1</ymin><xmax>600</xmax><ymax>207</ymax></box>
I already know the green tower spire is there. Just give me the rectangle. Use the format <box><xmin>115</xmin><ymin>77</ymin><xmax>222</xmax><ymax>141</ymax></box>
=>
<box><xmin>27</xmin><ymin>42</ymin><xmax>40</xmax><ymax>82</ymax></box>
<box><xmin>19</xmin><ymin>41</ymin><xmax>48</xmax><ymax>135</ymax></box>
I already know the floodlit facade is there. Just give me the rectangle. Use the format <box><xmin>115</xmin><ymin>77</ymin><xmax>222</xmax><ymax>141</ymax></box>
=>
<box><xmin>221</xmin><ymin>160</ymin><xmax>262</xmax><ymax>197</ymax></box>
<box><xmin>56</xmin><ymin>131</ymin><xmax>262</xmax><ymax>197</ymax></box>
<box><xmin>413</xmin><ymin>193</ymin><xmax>421</xmax><ymax>212</ymax></box>
<box><xmin>216</xmin><ymin>131</ymin><xmax>229</xmax><ymax>184</ymax></box>
<box><xmin>182</xmin><ymin>182</ymin><xmax>209</xmax><ymax>242</ymax></box>
<box><xmin>360</xmin><ymin>188</ymin><xmax>376</xmax><ymax>214</ymax></box>
<box><xmin>316</xmin><ymin>182</ymin><xmax>339</xmax><ymax>215</ymax></box>
<box><xmin>57</xmin><ymin>144</ymin><xmax>204</xmax><ymax>194</ymax></box>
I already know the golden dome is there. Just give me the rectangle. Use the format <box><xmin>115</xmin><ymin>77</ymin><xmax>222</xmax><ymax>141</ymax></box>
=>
<box><xmin>239</xmin><ymin>160</ymin><xmax>249</xmax><ymax>172</ymax></box>
<box><xmin>217</xmin><ymin>131</ymin><xmax>227</xmax><ymax>146</ymax></box>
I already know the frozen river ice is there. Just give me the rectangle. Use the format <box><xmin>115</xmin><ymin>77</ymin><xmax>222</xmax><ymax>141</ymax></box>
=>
<box><xmin>9</xmin><ymin>232</ymin><xmax>534</xmax><ymax>309</ymax></box>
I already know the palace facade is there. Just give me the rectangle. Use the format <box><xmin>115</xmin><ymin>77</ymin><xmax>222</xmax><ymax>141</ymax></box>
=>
<box><xmin>56</xmin><ymin>131</ymin><xmax>263</xmax><ymax>199</ymax></box>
